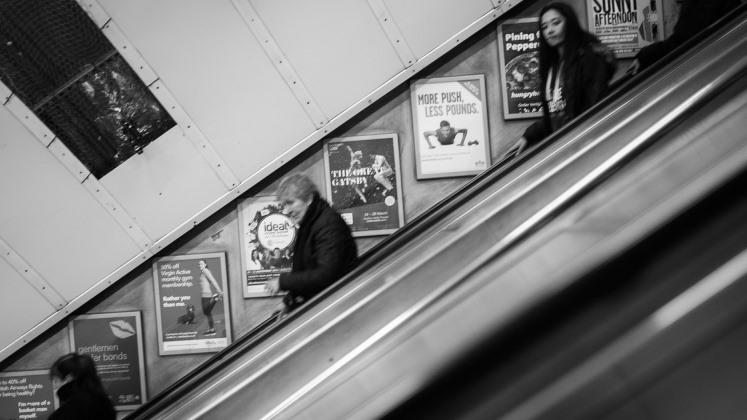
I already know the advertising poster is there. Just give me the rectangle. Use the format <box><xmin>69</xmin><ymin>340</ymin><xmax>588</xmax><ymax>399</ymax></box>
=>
<box><xmin>497</xmin><ymin>18</ymin><xmax>542</xmax><ymax>120</ymax></box>
<box><xmin>0</xmin><ymin>370</ymin><xmax>55</xmax><ymax>420</ymax></box>
<box><xmin>323</xmin><ymin>134</ymin><xmax>405</xmax><ymax>237</ymax></box>
<box><xmin>587</xmin><ymin>0</ymin><xmax>664</xmax><ymax>58</ymax></box>
<box><xmin>238</xmin><ymin>197</ymin><xmax>296</xmax><ymax>297</ymax></box>
<box><xmin>68</xmin><ymin>311</ymin><xmax>146</xmax><ymax>410</ymax></box>
<box><xmin>410</xmin><ymin>74</ymin><xmax>491</xmax><ymax>179</ymax></box>
<box><xmin>152</xmin><ymin>253</ymin><xmax>232</xmax><ymax>355</ymax></box>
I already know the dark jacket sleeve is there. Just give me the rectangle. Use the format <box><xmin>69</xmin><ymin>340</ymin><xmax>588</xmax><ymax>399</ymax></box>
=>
<box><xmin>522</xmin><ymin>117</ymin><xmax>550</xmax><ymax>146</ymax></box>
<box><xmin>279</xmin><ymin>216</ymin><xmax>352</xmax><ymax>296</ymax></box>
<box><xmin>637</xmin><ymin>0</ymin><xmax>694</xmax><ymax>67</ymax></box>
<box><xmin>637</xmin><ymin>0</ymin><xmax>740</xmax><ymax>68</ymax></box>
<box><xmin>578</xmin><ymin>46</ymin><xmax>616</xmax><ymax>115</ymax></box>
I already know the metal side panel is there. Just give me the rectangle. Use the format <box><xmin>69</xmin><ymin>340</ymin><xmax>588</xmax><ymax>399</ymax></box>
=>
<box><xmin>382</xmin><ymin>0</ymin><xmax>496</xmax><ymax>58</ymax></box>
<box><xmin>0</xmin><ymin>258</ymin><xmax>57</xmax><ymax>352</ymax></box>
<box><xmin>99</xmin><ymin>126</ymin><xmax>228</xmax><ymax>241</ymax></box>
<box><xmin>96</xmin><ymin>0</ymin><xmax>317</xmax><ymax>181</ymax></box>
<box><xmin>248</xmin><ymin>0</ymin><xmax>404</xmax><ymax>119</ymax></box>
<box><xmin>0</xmin><ymin>104</ymin><xmax>142</xmax><ymax>303</ymax></box>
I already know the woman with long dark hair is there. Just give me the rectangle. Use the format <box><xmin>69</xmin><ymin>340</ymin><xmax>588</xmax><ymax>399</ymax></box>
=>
<box><xmin>49</xmin><ymin>353</ymin><xmax>115</xmax><ymax>420</ymax></box>
<box><xmin>503</xmin><ymin>2</ymin><xmax>616</xmax><ymax>157</ymax></box>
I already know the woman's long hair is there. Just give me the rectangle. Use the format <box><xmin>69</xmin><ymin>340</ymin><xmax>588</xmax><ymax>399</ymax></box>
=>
<box><xmin>538</xmin><ymin>2</ymin><xmax>598</xmax><ymax>80</ymax></box>
<box><xmin>50</xmin><ymin>353</ymin><xmax>107</xmax><ymax>395</ymax></box>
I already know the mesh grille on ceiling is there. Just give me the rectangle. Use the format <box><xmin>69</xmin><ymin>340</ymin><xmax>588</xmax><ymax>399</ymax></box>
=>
<box><xmin>0</xmin><ymin>0</ymin><xmax>175</xmax><ymax>178</ymax></box>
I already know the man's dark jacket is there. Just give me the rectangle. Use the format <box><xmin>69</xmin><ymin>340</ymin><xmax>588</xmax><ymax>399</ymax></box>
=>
<box><xmin>49</xmin><ymin>383</ymin><xmax>115</xmax><ymax>420</ymax></box>
<box><xmin>279</xmin><ymin>193</ymin><xmax>358</xmax><ymax>307</ymax></box>
<box><xmin>637</xmin><ymin>0</ymin><xmax>740</xmax><ymax>69</ymax></box>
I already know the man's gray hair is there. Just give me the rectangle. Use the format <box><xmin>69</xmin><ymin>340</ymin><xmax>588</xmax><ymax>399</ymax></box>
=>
<box><xmin>277</xmin><ymin>173</ymin><xmax>318</xmax><ymax>202</ymax></box>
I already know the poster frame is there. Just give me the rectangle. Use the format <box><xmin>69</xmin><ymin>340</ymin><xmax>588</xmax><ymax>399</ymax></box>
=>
<box><xmin>586</xmin><ymin>0</ymin><xmax>665</xmax><ymax>58</ymax></box>
<box><xmin>68</xmin><ymin>311</ymin><xmax>147</xmax><ymax>411</ymax></box>
<box><xmin>410</xmin><ymin>74</ymin><xmax>492</xmax><ymax>179</ymax></box>
<box><xmin>238</xmin><ymin>196</ymin><xmax>298</xmax><ymax>297</ymax></box>
<box><xmin>151</xmin><ymin>253</ymin><xmax>232</xmax><ymax>356</ymax></box>
<box><xmin>322</xmin><ymin>133</ymin><xmax>405</xmax><ymax>237</ymax></box>
<box><xmin>497</xmin><ymin>17</ymin><xmax>543</xmax><ymax>120</ymax></box>
<box><xmin>0</xmin><ymin>370</ymin><xmax>56</xmax><ymax>419</ymax></box>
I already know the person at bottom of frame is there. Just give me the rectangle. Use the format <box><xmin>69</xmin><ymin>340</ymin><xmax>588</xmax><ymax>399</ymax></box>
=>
<box><xmin>198</xmin><ymin>259</ymin><xmax>223</xmax><ymax>336</ymax></box>
<box><xmin>423</xmin><ymin>120</ymin><xmax>471</xmax><ymax>149</ymax></box>
<box><xmin>49</xmin><ymin>353</ymin><xmax>116</xmax><ymax>420</ymax></box>
<box><xmin>265</xmin><ymin>173</ymin><xmax>358</xmax><ymax>314</ymax></box>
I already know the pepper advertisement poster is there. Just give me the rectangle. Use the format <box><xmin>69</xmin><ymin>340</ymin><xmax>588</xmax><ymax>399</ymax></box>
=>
<box><xmin>152</xmin><ymin>253</ymin><xmax>232</xmax><ymax>355</ymax></box>
<box><xmin>68</xmin><ymin>311</ymin><xmax>147</xmax><ymax>410</ymax></box>
<box><xmin>410</xmin><ymin>74</ymin><xmax>491</xmax><ymax>179</ymax></box>
<box><xmin>0</xmin><ymin>370</ymin><xmax>55</xmax><ymax>420</ymax></box>
<box><xmin>323</xmin><ymin>134</ymin><xmax>405</xmax><ymax>236</ymax></box>
<box><xmin>587</xmin><ymin>0</ymin><xmax>664</xmax><ymax>58</ymax></box>
<box><xmin>497</xmin><ymin>18</ymin><xmax>542</xmax><ymax>120</ymax></box>
<box><xmin>238</xmin><ymin>196</ymin><xmax>296</xmax><ymax>297</ymax></box>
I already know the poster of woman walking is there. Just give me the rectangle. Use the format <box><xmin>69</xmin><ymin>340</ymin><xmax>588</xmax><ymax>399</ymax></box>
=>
<box><xmin>152</xmin><ymin>253</ymin><xmax>231</xmax><ymax>355</ymax></box>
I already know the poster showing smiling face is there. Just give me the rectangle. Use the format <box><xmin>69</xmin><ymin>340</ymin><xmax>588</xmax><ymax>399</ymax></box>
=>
<box><xmin>68</xmin><ymin>311</ymin><xmax>147</xmax><ymax>410</ymax></box>
<box><xmin>410</xmin><ymin>74</ymin><xmax>491</xmax><ymax>179</ymax></box>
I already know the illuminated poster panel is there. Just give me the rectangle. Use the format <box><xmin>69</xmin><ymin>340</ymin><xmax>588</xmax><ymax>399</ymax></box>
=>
<box><xmin>152</xmin><ymin>254</ymin><xmax>232</xmax><ymax>355</ymax></box>
<box><xmin>497</xmin><ymin>18</ymin><xmax>542</xmax><ymax>120</ymax></box>
<box><xmin>238</xmin><ymin>197</ymin><xmax>296</xmax><ymax>297</ymax></box>
<box><xmin>0</xmin><ymin>370</ymin><xmax>55</xmax><ymax>420</ymax></box>
<box><xmin>410</xmin><ymin>74</ymin><xmax>491</xmax><ymax>178</ymax></box>
<box><xmin>323</xmin><ymin>134</ymin><xmax>405</xmax><ymax>236</ymax></box>
<box><xmin>68</xmin><ymin>311</ymin><xmax>147</xmax><ymax>410</ymax></box>
<box><xmin>587</xmin><ymin>0</ymin><xmax>665</xmax><ymax>58</ymax></box>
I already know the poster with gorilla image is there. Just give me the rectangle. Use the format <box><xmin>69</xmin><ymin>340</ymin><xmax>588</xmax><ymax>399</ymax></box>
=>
<box><xmin>0</xmin><ymin>370</ymin><xmax>55</xmax><ymax>420</ymax></box>
<box><xmin>323</xmin><ymin>134</ymin><xmax>405</xmax><ymax>236</ymax></box>
<box><xmin>410</xmin><ymin>75</ymin><xmax>491</xmax><ymax>179</ymax></box>
<box><xmin>68</xmin><ymin>311</ymin><xmax>147</xmax><ymax>410</ymax></box>
<box><xmin>238</xmin><ymin>196</ymin><xmax>297</xmax><ymax>297</ymax></box>
<box><xmin>587</xmin><ymin>0</ymin><xmax>664</xmax><ymax>58</ymax></box>
<box><xmin>498</xmin><ymin>17</ymin><xmax>542</xmax><ymax>120</ymax></box>
<box><xmin>152</xmin><ymin>253</ymin><xmax>232</xmax><ymax>355</ymax></box>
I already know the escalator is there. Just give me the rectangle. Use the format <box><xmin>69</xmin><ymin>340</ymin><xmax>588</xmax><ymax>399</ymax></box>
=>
<box><xmin>127</xmin><ymin>6</ymin><xmax>747</xmax><ymax>420</ymax></box>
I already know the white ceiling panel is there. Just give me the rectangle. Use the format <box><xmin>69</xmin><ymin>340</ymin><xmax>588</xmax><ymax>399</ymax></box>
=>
<box><xmin>250</xmin><ymin>0</ymin><xmax>404</xmax><ymax>118</ymax></box>
<box><xmin>383</xmin><ymin>0</ymin><xmax>495</xmax><ymax>58</ymax></box>
<box><xmin>100</xmin><ymin>127</ymin><xmax>227</xmax><ymax>241</ymax></box>
<box><xmin>0</xmin><ymin>108</ymin><xmax>142</xmax><ymax>301</ymax></box>
<box><xmin>97</xmin><ymin>0</ymin><xmax>316</xmax><ymax>181</ymax></box>
<box><xmin>0</xmin><ymin>258</ymin><xmax>56</xmax><ymax>351</ymax></box>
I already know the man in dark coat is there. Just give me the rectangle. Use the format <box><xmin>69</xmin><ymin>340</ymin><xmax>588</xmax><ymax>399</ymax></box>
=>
<box><xmin>265</xmin><ymin>173</ymin><xmax>358</xmax><ymax>312</ymax></box>
<box><xmin>629</xmin><ymin>0</ymin><xmax>741</xmax><ymax>74</ymax></box>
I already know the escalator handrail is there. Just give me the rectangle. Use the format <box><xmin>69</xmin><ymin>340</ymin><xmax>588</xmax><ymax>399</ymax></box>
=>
<box><xmin>124</xmin><ymin>4</ymin><xmax>747</xmax><ymax>418</ymax></box>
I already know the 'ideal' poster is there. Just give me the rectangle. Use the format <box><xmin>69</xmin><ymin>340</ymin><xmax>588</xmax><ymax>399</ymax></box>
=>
<box><xmin>238</xmin><ymin>196</ymin><xmax>296</xmax><ymax>297</ymax></box>
<box><xmin>587</xmin><ymin>0</ymin><xmax>664</xmax><ymax>58</ymax></box>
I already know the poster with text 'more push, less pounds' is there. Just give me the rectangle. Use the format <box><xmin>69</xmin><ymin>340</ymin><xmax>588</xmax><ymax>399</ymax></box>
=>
<box><xmin>411</xmin><ymin>74</ymin><xmax>491</xmax><ymax>179</ymax></box>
